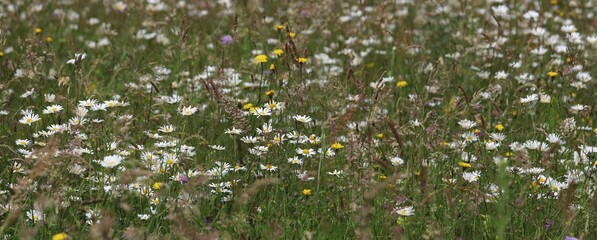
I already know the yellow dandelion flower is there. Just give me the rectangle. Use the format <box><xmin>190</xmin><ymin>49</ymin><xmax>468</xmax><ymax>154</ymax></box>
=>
<box><xmin>35</xmin><ymin>28</ymin><xmax>42</xmax><ymax>34</ymax></box>
<box><xmin>275</xmin><ymin>24</ymin><xmax>285</xmax><ymax>31</ymax></box>
<box><xmin>495</xmin><ymin>124</ymin><xmax>504</xmax><ymax>131</ymax></box>
<box><xmin>265</xmin><ymin>90</ymin><xmax>275</xmax><ymax>96</ymax></box>
<box><xmin>273</xmin><ymin>49</ymin><xmax>284</xmax><ymax>56</ymax></box>
<box><xmin>288</xmin><ymin>32</ymin><xmax>296</xmax><ymax>38</ymax></box>
<box><xmin>243</xmin><ymin>103</ymin><xmax>254</xmax><ymax>110</ymax></box>
<box><xmin>331</xmin><ymin>142</ymin><xmax>344</xmax><ymax>149</ymax></box>
<box><xmin>152</xmin><ymin>182</ymin><xmax>162</xmax><ymax>190</ymax></box>
<box><xmin>52</xmin><ymin>233</ymin><xmax>68</xmax><ymax>240</ymax></box>
<box><xmin>296</xmin><ymin>57</ymin><xmax>308</xmax><ymax>64</ymax></box>
<box><xmin>396</xmin><ymin>81</ymin><xmax>408</xmax><ymax>88</ymax></box>
<box><xmin>458</xmin><ymin>161</ymin><xmax>472</xmax><ymax>168</ymax></box>
<box><xmin>302</xmin><ymin>188</ymin><xmax>312</xmax><ymax>196</ymax></box>
<box><xmin>472</xmin><ymin>129</ymin><xmax>480</xmax><ymax>134</ymax></box>
<box><xmin>269</xmin><ymin>64</ymin><xmax>275</xmax><ymax>70</ymax></box>
<box><xmin>376</xmin><ymin>133</ymin><xmax>384</xmax><ymax>139</ymax></box>
<box><xmin>255</xmin><ymin>54</ymin><xmax>268</xmax><ymax>63</ymax></box>
<box><xmin>46</xmin><ymin>37</ymin><xmax>53</xmax><ymax>43</ymax></box>
<box><xmin>547</xmin><ymin>71</ymin><xmax>558</xmax><ymax>77</ymax></box>
<box><xmin>0</xmin><ymin>51</ymin><xmax>4</xmax><ymax>57</ymax></box>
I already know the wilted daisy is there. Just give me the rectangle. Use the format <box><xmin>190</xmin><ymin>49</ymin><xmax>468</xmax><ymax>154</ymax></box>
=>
<box><xmin>66</xmin><ymin>53</ymin><xmax>87</xmax><ymax>64</ymax></box>
<box><xmin>462</xmin><ymin>171</ymin><xmax>481</xmax><ymax>183</ymax></box>
<box><xmin>485</xmin><ymin>141</ymin><xmax>500</xmax><ymax>151</ymax></box>
<box><xmin>570</xmin><ymin>104</ymin><xmax>587</xmax><ymax>113</ymax></box>
<box><xmin>495</xmin><ymin>70</ymin><xmax>509</xmax><ymax>79</ymax></box>
<box><xmin>20</xmin><ymin>88</ymin><xmax>35</xmax><ymax>98</ymax></box>
<box><xmin>44</xmin><ymin>94</ymin><xmax>56</xmax><ymax>102</ymax></box>
<box><xmin>458</xmin><ymin>119</ymin><xmax>476</xmax><ymax>129</ymax></box>
<box><xmin>296</xmin><ymin>170</ymin><xmax>314</xmax><ymax>181</ymax></box>
<box><xmin>100</xmin><ymin>155</ymin><xmax>123</xmax><ymax>168</ymax></box>
<box><xmin>224</xmin><ymin>127</ymin><xmax>243</xmax><ymax>135</ymax></box>
<box><xmin>179</xmin><ymin>106</ymin><xmax>198</xmax><ymax>116</ymax></box>
<box><xmin>256</xmin><ymin>122</ymin><xmax>273</xmax><ymax>134</ymax></box>
<box><xmin>539</xmin><ymin>93</ymin><xmax>551</xmax><ymax>103</ymax></box>
<box><xmin>520</xmin><ymin>94</ymin><xmax>539</xmax><ymax>103</ymax></box>
<box><xmin>327</xmin><ymin>169</ymin><xmax>345</xmax><ymax>177</ymax></box>
<box><xmin>305</xmin><ymin>134</ymin><xmax>320</xmax><ymax>144</ymax></box>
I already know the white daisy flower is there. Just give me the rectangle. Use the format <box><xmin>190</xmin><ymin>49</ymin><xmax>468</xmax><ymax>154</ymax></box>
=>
<box><xmin>100</xmin><ymin>155</ymin><xmax>123</xmax><ymax>168</ymax></box>
<box><xmin>395</xmin><ymin>206</ymin><xmax>415</xmax><ymax>216</ymax></box>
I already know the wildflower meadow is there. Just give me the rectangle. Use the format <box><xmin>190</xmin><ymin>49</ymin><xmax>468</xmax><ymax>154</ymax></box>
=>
<box><xmin>0</xmin><ymin>0</ymin><xmax>596</xmax><ymax>239</ymax></box>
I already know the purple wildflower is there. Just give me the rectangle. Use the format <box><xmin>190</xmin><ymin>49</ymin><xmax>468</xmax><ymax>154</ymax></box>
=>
<box><xmin>221</xmin><ymin>35</ymin><xmax>233</xmax><ymax>45</ymax></box>
<box><xmin>545</xmin><ymin>219</ymin><xmax>552</xmax><ymax>229</ymax></box>
<box><xmin>178</xmin><ymin>174</ymin><xmax>189</xmax><ymax>184</ymax></box>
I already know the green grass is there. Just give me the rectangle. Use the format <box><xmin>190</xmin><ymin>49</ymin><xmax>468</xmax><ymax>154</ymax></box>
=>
<box><xmin>0</xmin><ymin>0</ymin><xmax>596</xmax><ymax>239</ymax></box>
